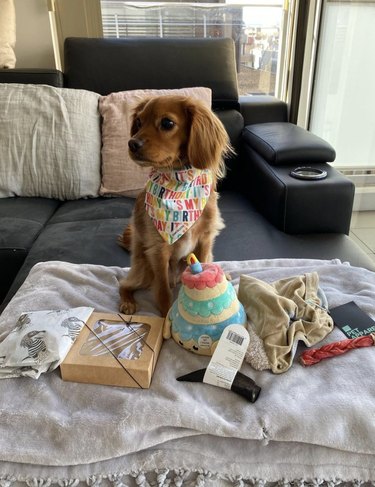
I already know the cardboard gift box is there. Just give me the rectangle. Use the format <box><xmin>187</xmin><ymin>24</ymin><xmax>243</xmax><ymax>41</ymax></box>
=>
<box><xmin>60</xmin><ymin>312</ymin><xmax>164</xmax><ymax>388</ymax></box>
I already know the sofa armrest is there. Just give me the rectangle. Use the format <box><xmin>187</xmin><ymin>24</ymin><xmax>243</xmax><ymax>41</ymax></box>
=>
<box><xmin>242</xmin><ymin>122</ymin><xmax>336</xmax><ymax>165</ymax></box>
<box><xmin>240</xmin><ymin>123</ymin><xmax>354</xmax><ymax>235</ymax></box>
<box><xmin>0</xmin><ymin>68</ymin><xmax>63</xmax><ymax>87</ymax></box>
<box><xmin>239</xmin><ymin>95</ymin><xmax>288</xmax><ymax>125</ymax></box>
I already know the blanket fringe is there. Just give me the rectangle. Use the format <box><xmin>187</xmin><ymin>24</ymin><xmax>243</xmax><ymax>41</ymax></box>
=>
<box><xmin>1</xmin><ymin>473</ymin><xmax>375</xmax><ymax>487</ymax></box>
<box><xmin>58</xmin><ymin>481</ymin><xmax>80</xmax><ymax>487</ymax></box>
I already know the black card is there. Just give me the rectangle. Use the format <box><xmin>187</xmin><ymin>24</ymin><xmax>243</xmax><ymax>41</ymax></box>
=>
<box><xmin>329</xmin><ymin>301</ymin><xmax>375</xmax><ymax>338</ymax></box>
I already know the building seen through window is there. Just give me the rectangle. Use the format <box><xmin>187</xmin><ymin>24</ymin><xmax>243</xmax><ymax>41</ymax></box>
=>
<box><xmin>100</xmin><ymin>0</ymin><xmax>283</xmax><ymax>96</ymax></box>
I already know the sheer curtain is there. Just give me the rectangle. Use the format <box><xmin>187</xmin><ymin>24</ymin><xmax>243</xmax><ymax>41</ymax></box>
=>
<box><xmin>0</xmin><ymin>0</ymin><xmax>16</xmax><ymax>68</ymax></box>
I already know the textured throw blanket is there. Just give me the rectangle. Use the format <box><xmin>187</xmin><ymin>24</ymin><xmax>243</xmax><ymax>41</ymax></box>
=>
<box><xmin>0</xmin><ymin>259</ymin><xmax>374</xmax><ymax>484</ymax></box>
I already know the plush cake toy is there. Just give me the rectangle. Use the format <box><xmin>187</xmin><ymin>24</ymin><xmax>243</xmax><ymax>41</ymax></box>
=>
<box><xmin>163</xmin><ymin>254</ymin><xmax>247</xmax><ymax>355</ymax></box>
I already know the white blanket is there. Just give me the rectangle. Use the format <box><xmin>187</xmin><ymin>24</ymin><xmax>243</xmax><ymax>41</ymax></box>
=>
<box><xmin>0</xmin><ymin>259</ymin><xmax>374</xmax><ymax>484</ymax></box>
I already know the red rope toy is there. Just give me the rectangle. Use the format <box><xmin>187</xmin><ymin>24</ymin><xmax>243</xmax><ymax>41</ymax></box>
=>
<box><xmin>300</xmin><ymin>333</ymin><xmax>375</xmax><ymax>366</ymax></box>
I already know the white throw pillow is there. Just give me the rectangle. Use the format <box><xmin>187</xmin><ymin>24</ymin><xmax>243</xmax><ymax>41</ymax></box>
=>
<box><xmin>0</xmin><ymin>83</ymin><xmax>101</xmax><ymax>200</ymax></box>
<box><xmin>99</xmin><ymin>87</ymin><xmax>212</xmax><ymax>198</ymax></box>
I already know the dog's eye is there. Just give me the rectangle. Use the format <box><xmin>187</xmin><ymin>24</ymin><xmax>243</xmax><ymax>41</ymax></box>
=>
<box><xmin>160</xmin><ymin>118</ymin><xmax>175</xmax><ymax>131</ymax></box>
<box><xmin>134</xmin><ymin>118</ymin><xmax>142</xmax><ymax>130</ymax></box>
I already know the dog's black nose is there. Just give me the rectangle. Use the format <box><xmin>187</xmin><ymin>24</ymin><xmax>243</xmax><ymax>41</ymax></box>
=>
<box><xmin>128</xmin><ymin>138</ymin><xmax>144</xmax><ymax>153</ymax></box>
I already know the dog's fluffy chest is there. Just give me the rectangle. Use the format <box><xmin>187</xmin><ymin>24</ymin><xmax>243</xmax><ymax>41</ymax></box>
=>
<box><xmin>173</xmin><ymin>232</ymin><xmax>196</xmax><ymax>261</ymax></box>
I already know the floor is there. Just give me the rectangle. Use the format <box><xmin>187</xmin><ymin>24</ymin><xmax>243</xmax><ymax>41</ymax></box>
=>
<box><xmin>350</xmin><ymin>211</ymin><xmax>375</xmax><ymax>264</ymax></box>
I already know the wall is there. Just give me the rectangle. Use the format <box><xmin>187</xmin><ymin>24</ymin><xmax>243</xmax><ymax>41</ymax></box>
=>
<box><xmin>14</xmin><ymin>0</ymin><xmax>55</xmax><ymax>68</ymax></box>
<box><xmin>12</xmin><ymin>0</ymin><xmax>102</xmax><ymax>69</ymax></box>
<box><xmin>53</xmin><ymin>0</ymin><xmax>102</xmax><ymax>70</ymax></box>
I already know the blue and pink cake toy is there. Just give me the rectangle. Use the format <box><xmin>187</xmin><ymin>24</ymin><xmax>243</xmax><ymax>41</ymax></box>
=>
<box><xmin>164</xmin><ymin>254</ymin><xmax>247</xmax><ymax>355</ymax></box>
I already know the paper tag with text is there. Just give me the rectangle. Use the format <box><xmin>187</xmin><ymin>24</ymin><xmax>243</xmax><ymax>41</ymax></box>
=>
<box><xmin>203</xmin><ymin>324</ymin><xmax>250</xmax><ymax>390</ymax></box>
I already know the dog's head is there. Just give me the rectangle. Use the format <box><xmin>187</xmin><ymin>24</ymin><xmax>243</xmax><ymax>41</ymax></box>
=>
<box><xmin>128</xmin><ymin>95</ymin><xmax>233</xmax><ymax>181</ymax></box>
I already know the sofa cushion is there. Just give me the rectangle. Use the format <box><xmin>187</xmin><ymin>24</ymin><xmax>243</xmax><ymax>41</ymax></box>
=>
<box><xmin>242</xmin><ymin>122</ymin><xmax>336</xmax><ymax>165</ymax></box>
<box><xmin>0</xmin><ymin>83</ymin><xmax>101</xmax><ymax>200</ymax></box>
<box><xmin>48</xmin><ymin>197</ymin><xmax>134</xmax><ymax>224</ymax></box>
<box><xmin>214</xmin><ymin>109</ymin><xmax>245</xmax><ymax>191</ymax></box>
<box><xmin>99</xmin><ymin>87</ymin><xmax>212</xmax><ymax>198</ymax></box>
<box><xmin>0</xmin><ymin>196</ymin><xmax>135</xmax><ymax>310</ymax></box>
<box><xmin>0</xmin><ymin>197</ymin><xmax>61</xmax><ymax>303</ymax></box>
<box><xmin>64</xmin><ymin>37</ymin><xmax>239</xmax><ymax>109</ymax></box>
<box><xmin>215</xmin><ymin>109</ymin><xmax>244</xmax><ymax>152</ymax></box>
<box><xmin>215</xmin><ymin>192</ymin><xmax>375</xmax><ymax>273</ymax></box>
<box><xmin>2</xmin><ymin>191</ymin><xmax>374</xmax><ymax>313</ymax></box>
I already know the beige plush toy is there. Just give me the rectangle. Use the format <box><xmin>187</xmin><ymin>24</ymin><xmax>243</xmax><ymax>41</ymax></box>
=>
<box><xmin>0</xmin><ymin>0</ymin><xmax>16</xmax><ymax>69</ymax></box>
<box><xmin>238</xmin><ymin>272</ymin><xmax>334</xmax><ymax>373</ymax></box>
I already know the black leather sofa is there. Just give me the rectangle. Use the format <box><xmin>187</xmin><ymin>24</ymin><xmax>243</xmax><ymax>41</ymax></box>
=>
<box><xmin>0</xmin><ymin>37</ymin><xmax>373</xmax><ymax>312</ymax></box>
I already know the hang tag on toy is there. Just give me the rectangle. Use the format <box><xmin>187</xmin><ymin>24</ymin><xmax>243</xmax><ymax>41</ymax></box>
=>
<box><xmin>203</xmin><ymin>324</ymin><xmax>250</xmax><ymax>390</ymax></box>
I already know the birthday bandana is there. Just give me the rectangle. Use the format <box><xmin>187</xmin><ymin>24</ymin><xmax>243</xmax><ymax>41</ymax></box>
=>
<box><xmin>145</xmin><ymin>166</ymin><xmax>212</xmax><ymax>244</ymax></box>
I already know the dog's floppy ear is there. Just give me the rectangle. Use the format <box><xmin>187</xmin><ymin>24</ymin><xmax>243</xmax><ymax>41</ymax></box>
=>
<box><xmin>130</xmin><ymin>98</ymin><xmax>151</xmax><ymax>136</ymax></box>
<box><xmin>185</xmin><ymin>98</ymin><xmax>233</xmax><ymax>180</ymax></box>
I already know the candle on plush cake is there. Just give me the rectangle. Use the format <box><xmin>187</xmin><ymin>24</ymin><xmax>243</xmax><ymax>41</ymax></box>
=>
<box><xmin>187</xmin><ymin>253</ymin><xmax>203</xmax><ymax>274</ymax></box>
<box><xmin>163</xmin><ymin>254</ymin><xmax>247</xmax><ymax>355</ymax></box>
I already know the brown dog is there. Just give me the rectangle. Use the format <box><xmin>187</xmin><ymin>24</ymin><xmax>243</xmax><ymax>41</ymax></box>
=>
<box><xmin>118</xmin><ymin>95</ymin><xmax>232</xmax><ymax>316</ymax></box>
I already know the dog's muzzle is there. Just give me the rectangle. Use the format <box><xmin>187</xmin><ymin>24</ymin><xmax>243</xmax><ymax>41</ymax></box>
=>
<box><xmin>128</xmin><ymin>138</ymin><xmax>144</xmax><ymax>154</ymax></box>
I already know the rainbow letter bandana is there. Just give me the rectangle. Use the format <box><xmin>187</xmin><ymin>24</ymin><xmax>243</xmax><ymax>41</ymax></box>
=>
<box><xmin>145</xmin><ymin>166</ymin><xmax>212</xmax><ymax>244</ymax></box>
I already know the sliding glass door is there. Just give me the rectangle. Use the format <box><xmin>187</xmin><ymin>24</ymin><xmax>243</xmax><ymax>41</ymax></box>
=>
<box><xmin>309</xmin><ymin>0</ymin><xmax>375</xmax><ymax>173</ymax></box>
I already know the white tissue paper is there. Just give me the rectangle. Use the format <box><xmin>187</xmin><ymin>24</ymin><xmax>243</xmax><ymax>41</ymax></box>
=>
<box><xmin>0</xmin><ymin>307</ymin><xmax>94</xmax><ymax>379</ymax></box>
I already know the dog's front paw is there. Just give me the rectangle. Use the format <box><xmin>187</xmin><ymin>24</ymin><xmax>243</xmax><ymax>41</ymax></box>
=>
<box><xmin>119</xmin><ymin>300</ymin><xmax>137</xmax><ymax>315</ymax></box>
